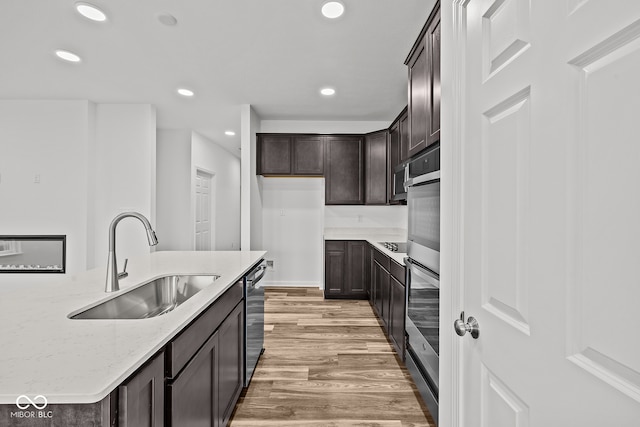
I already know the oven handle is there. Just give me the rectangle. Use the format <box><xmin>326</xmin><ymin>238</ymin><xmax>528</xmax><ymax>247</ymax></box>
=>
<box><xmin>405</xmin><ymin>257</ymin><xmax>440</xmax><ymax>289</ymax></box>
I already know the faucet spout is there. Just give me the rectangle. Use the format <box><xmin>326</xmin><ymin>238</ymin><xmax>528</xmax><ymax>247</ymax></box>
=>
<box><xmin>105</xmin><ymin>212</ymin><xmax>158</xmax><ymax>293</ymax></box>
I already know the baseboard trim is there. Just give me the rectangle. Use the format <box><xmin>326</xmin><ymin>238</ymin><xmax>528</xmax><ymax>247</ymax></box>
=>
<box><xmin>262</xmin><ymin>281</ymin><xmax>323</xmax><ymax>288</ymax></box>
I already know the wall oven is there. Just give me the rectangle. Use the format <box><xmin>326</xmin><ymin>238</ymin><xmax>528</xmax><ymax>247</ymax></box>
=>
<box><xmin>404</xmin><ymin>143</ymin><xmax>440</xmax><ymax>423</ymax></box>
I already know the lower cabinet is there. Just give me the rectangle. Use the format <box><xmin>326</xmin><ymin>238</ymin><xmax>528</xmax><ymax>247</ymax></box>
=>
<box><xmin>168</xmin><ymin>301</ymin><xmax>244</xmax><ymax>427</ymax></box>
<box><xmin>119</xmin><ymin>351</ymin><xmax>165</xmax><ymax>427</ymax></box>
<box><xmin>324</xmin><ymin>240</ymin><xmax>367</xmax><ymax>299</ymax></box>
<box><xmin>370</xmin><ymin>244</ymin><xmax>406</xmax><ymax>360</ymax></box>
<box><xmin>389</xmin><ymin>275</ymin><xmax>406</xmax><ymax>358</ymax></box>
<box><xmin>217</xmin><ymin>303</ymin><xmax>245</xmax><ymax>426</ymax></box>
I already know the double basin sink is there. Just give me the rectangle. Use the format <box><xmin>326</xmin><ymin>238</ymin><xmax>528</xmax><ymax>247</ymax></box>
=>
<box><xmin>70</xmin><ymin>274</ymin><xmax>220</xmax><ymax>320</ymax></box>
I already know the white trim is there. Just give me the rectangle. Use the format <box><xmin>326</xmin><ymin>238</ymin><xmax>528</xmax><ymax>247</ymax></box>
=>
<box><xmin>261</xmin><ymin>281</ymin><xmax>322</xmax><ymax>288</ymax></box>
<box><xmin>441</xmin><ymin>1</ymin><xmax>468</xmax><ymax>426</ymax></box>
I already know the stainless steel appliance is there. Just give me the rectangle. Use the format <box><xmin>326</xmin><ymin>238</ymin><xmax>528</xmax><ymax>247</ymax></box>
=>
<box><xmin>379</xmin><ymin>241</ymin><xmax>408</xmax><ymax>253</ymax></box>
<box><xmin>404</xmin><ymin>143</ymin><xmax>440</xmax><ymax>423</ymax></box>
<box><xmin>244</xmin><ymin>260</ymin><xmax>267</xmax><ymax>387</ymax></box>
<box><xmin>392</xmin><ymin>162</ymin><xmax>409</xmax><ymax>201</ymax></box>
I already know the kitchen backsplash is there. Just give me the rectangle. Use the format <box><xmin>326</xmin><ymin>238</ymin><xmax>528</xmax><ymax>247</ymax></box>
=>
<box><xmin>324</xmin><ymin>205</ymin><xmax>408</xmax><ymax>229</ymax></box>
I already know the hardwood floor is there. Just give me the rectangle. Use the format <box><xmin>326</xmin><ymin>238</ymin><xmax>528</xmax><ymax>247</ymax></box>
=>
<box><xmin>229</xmin><ymin>287</ymin><xmax>435</xmax><ymax>427</ymax></box>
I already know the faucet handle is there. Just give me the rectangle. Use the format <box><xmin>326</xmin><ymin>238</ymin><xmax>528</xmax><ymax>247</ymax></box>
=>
<box><xmin>118</xmin><ymin>258</ymin><xmax>129</xmax><ymax>280</ymax></box>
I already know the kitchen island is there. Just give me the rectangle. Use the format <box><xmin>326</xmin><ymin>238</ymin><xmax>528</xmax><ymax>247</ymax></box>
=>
<box><xmin>0</xmin><ymin>250</ymin><xmax>265</xmax><ymax>426</ymax></box>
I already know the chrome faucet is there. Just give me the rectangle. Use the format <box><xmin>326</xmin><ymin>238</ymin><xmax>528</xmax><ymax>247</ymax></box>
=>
<box><xmin>105</xmin><ymin>212</ymin><xmax>158</xmax><ymax>293</ymax></box>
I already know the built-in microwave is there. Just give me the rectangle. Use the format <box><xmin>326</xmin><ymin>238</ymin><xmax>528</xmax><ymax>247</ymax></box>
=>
<box><xmin>392</xmin><ymin>162</ymin><xmax>408</xmax><ymax>201</ymax></box>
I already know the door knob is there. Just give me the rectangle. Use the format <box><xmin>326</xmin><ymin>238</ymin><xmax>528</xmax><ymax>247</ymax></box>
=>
<box><xmin>454</xmin><ymin>311</ymin><xmax>480</xmax><ymax>339</ymax></box>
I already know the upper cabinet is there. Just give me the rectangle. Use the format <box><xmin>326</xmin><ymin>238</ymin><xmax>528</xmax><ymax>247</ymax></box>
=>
<box><xmin>292</xmin><ymin>135</ymin><xmax>324</xmax><ymax>175</ymax></box>
<box><xmin>257</xmin><ymin>134</ymin><xmax>324</xmax><ymax>176</ymax></box>
<box><xmin>325</xmin><ymin>135</ymin><xmax>364</xmax><ymax>205</ymax></box>
<box><xmin>406</xmin><ymin>3</ymin><xmax>441</xmax><ymax>158</ymax></box>
<box><xmin>257</xmin><ymin>134</ymin><xmax>292</xmax><ymax>175</ymax></box>
<box><xmin>364</xmin><ymin>130</ymin><xmax>388</xmax><ymax>205</ymax></box>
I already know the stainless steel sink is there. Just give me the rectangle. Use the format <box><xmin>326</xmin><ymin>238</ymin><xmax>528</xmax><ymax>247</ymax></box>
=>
<box><xmin>70</xmin><ymin>274</ymin><xmax>220</xmax><ymax>320</ymax></box>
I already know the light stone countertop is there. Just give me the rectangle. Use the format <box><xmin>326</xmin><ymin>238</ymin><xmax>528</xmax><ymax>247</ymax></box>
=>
<box><xmin>324</xmin><ymin>227</ymin><xmax>408</xmax><ymax>266</ymax></box>
<box><xmin>0</xmin><ymin>250</ymin><xmax>266</xmax><ymax>404</ymax></box>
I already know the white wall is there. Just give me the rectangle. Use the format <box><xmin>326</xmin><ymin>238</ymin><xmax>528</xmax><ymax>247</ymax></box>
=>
<box><xmin>240</xmin><ymin>105</ymin><xmax>264</xmax><ymax>251</ymax></box>
<box><xmin>0</xmin><ymin>101</ymin><xmax>157</xmax><ymax>287</ymax></box>
<box><xmin>262</xmin><ymin>178</ymin><xmax>324</xmax><ymax>287</ymax></box>
<box><xmin>156</xmin><ymin>130</ymin><xmax>192</xmax><ymax>251</ymax></box>
<box><xmin>156</xmin><ymin>131</ymin><xmax>241</xmax><ymax>252</ymax></box>
<box><xmin>325</xmin><ymin>205</ymin><xmax>407</xmax><ymax>229</ymax></box>
<box><xmin>0</xmin><ymin>100</ymin><xmax>90</xmax><ymax>280</ymax></box>
<box><xmin>90</xmin><ymin>104</ymin><xmax>157</xmax><ymax>269</ymax></box>
<box><xmin>191</xmin><ymin>132</ymin><xmax>241</xmax><ymax>250</ymax></box>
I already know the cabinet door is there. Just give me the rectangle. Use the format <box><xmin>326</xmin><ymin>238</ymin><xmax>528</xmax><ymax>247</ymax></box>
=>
<box><xmin>364</xmin><ymin>130</ymin><xmax>388</xmax><ymax>205</ymax></box>
<box><xmin>389</xmin><ymin>276</ymin><xmax>406</xmax><ymax>359</ymax></box>
<box><xmin>426</xmin><ymin>11</ymin><xmax>441</xmax><ymax>146</ymax></box>
<box><xmin>325</xmin><ymin>136</ymin><xmax>364</xmax><ymax>205</ymax></box>
<box><xmin>399</xmin><ymin>110</ymin><xmax>410</xmax><ymax>162</ymax></box>
<box><xmin>169</xmin><ymin>331</ymin><xmax>219</xmax><ymax>427</ymax></box>
<box><xmin>293</xmin><ymin>136</ymin><xmax>324</xmax><ymax>175</ymax></box>
<box><xmin>388</xmin><ymin>122</ymin><xmax>400</xmax><ymax>205</ymax></box>
<box><xmin>346</xmin><ymin>241</ymin><xmax>367</xmax><ymax>297</ymax></box>
<box><xmin>381</xmin><ymin>267</ymin><xmax>391</xmax><ymax>331</ymax></box>
<box><xmin>258</xmin><ymin>135</ymin><xmax>291</xmax><ymax>175</ymax></box>
<box><xmin>218</xmin><ymin>302</ymin><xmax>245</xmax><ymax>427</ymax></box>
<box><xmin>325</xmin><ymin>241</ymin><xmax>346</xmax><ymax>296</ymax></box>
<box><xmin>119</xmin><ymin>352</ymin><xmax>165</xmax><ymax>427</ymax></box>
<box><xmin>373</xmin><ymin>261</ymin><xmax>384</xmax><ymax>317</ymax></box>
<box><xmin>408</xmin><ymin>35</ymin><xmax>428</xmax><ymax>157</ymax></box>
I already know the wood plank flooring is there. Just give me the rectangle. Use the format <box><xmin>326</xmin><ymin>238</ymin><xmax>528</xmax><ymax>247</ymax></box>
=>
<box><xmin>229</xmin><ymin>287</ymin><xmax>435</xmax><ymax>427</ymax></box>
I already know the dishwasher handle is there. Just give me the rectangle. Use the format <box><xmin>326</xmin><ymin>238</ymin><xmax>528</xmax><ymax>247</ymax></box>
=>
<box><xmin>246</xmin><ymin>263</ymin><xmax>267</xmax><ymax>288</ymax></box>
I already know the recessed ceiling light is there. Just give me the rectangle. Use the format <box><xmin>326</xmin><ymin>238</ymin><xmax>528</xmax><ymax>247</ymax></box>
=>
<box><xmin>75</xmin><ymin>2</ymin><xmax>107</xmax><ymax>22</ymax></box>
<box><xmin>322</xmin><ymin>1</ymin><xmax>345</xmax><ymax>19</ymax></box>
<box><xmin>177</xmin><ymin>88</ymin><xmax>194</xmax><ymax>97</ymax></box>
<box><xmin>320</xmin><ymin>88</ymin><xmax>336</xmax><ymax>96</ymax></box>
<box><xmin>158</xmin><ymin>13</ymin><xmax>178</xmax><ymax>26</ymax></box>
<box><xmin>55</xmin><ymin>50</ymin><xmax>82</xmax><ymax>63</ymax></box>
<box><xmin>225</xmin><ymin>131</ymin><xmax>236</xmax><ymax>136</ymax></box>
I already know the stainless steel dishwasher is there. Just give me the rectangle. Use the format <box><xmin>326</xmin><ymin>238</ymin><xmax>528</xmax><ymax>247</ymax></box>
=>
<box><xmin>244</xmin><ymin>259</ymin><xmax>267</xmax><ymax>387</ymax></box>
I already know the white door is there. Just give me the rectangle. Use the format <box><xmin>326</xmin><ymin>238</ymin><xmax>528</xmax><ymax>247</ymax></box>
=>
<box><xmin>195</xmin><ymin>170</ymin><xmax>214</xmax><ymax>251</ymax></box>
<box><xmin>442</xmin><ymin>1</ymin><xmax>640</xmax><ymax>426</ymax></box>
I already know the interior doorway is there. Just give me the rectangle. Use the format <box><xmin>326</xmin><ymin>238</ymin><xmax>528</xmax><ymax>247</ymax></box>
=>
<box><xmin>195</xmin><ymin>169</ymin><xmax>215</xmax><ymax>251</ymax></box>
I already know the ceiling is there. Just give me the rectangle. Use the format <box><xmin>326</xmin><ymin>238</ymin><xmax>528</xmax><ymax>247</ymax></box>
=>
<box><xmin>0</xmin><ymin>0</ymin><xmax>434</xmax><ymax>155</ymax></box>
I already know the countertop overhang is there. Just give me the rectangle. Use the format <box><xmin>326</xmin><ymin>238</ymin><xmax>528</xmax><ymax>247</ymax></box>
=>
<box><xmin>0</xmin><ymin>250</ymin><xmax>266</xmax><ymax>404</ymax></box>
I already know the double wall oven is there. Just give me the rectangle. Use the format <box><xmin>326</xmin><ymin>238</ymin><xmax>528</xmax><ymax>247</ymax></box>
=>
<box><xmin>404</xmin><ymin>144</ymin><xmax>440</xmax><ymax>422</ymax></box>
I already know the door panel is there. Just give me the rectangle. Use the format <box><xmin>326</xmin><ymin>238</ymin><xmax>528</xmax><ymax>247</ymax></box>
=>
<box><xmin>442</xmin><ymin>0</ymin><xmax>640</xmax><ymax>425</ymax></box>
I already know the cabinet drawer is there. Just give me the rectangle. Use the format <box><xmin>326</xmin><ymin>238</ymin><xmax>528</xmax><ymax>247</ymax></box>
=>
<box><xmin>390</xmin><ymin>260</ymin><xmax>405</xmax><ymax>285</ymax></box>
<box><xmin>373</xmin><ymin>247</ymin><xmax>390</xmax><ymax>272</ymax></box>
<box><xmin>325</xmin><ymin>240</ymin><xmax>346</xmax><ymax>252</ymax></box>
<box><xmin>166</xmin><ymin>281</ymin><xmax>243</xmax><ymax>378</ymax></box>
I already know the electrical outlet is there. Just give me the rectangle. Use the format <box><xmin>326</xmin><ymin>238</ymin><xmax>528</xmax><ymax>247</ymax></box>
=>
<box><xmin>266</xmin><ymin>260</ymin><xmax>275</xmax><ymax>271</ymax></box>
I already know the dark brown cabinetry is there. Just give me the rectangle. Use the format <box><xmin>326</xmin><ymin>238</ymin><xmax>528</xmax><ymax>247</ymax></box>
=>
<box><xmin>119</xmin><ymin>351</ymin><xmax>165</xmax><ymax>427</ymax></box>
<box><xmin>369</xmin><ymin>245</ymin><xmax>406</xmax><ymax>359</ymax></box>
<box><xmin>324</xmin><ymin>240</ymin><xmax>367</xmax><ymax>299</ymax></box>
<box><xmin>257</xmin><ymin>134</ymin><xmax>324</xmax><ymax>176</ymax></box>
<box><xmin>257</xmin><ymin>135</ymin><xmax>292</xmax><ymax>175</ymax></box>
<box><xmin>406</xmin><ymin>4</ymin><xmax>441</xmax><ymax>157</ymax></box>
<box><xmin>293</xmin><ymin>135</ymin><xmax>324</xmax><ymax>175</ymax></box>
<box><xmin>325</xmin><ymin>136</ymin><xmax>364</xmax><ymax>205</ymax></box>
<box><xmin>389</xmin><ymin>260</ymin><xmax>406</xmax><ymax>358</ymax></box>
<box><xmin>388</xmin><ymin>108</ymin><xmax>409</xmax><ymax>204</ymax></box>
<box><xmin>400</xmin><ymin>110</ymin><xmax>410</xmax><ymax>162</ymax></box>
<box><xmin>167</xmin><ymin>282</ymin><xmax>244</xmax><ymax>427</ymax></box>
<box><xmin>365</xmin><ymin>130</ymin><xmax>388</xmax><ymax>205</ymax></box>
